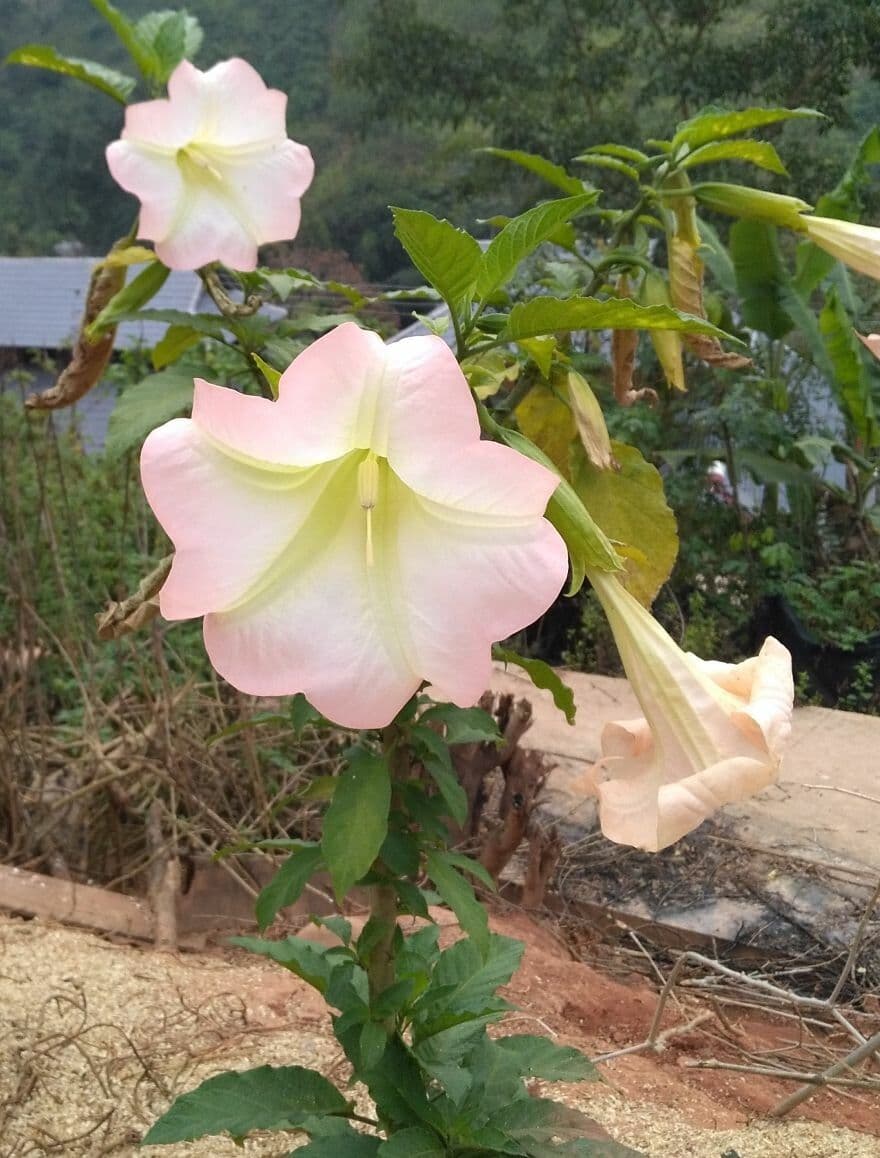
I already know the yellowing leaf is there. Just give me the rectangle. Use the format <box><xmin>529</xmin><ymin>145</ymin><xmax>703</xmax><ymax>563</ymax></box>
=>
<box><xmin>515</xmin><ymin>380</ymin><xmax>575</xmax><ymax>479</ymax></box>
<box><xmin>570</xmin><ymin>441</ymin><xmax>678</xmax><ymax>605</ymax></box>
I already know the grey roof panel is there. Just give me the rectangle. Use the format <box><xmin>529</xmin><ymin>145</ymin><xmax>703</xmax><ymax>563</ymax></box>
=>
<box><xmin>0</xmin><ymin>257</ymin><xmax>205</xmax><ymax>350</ymax></box>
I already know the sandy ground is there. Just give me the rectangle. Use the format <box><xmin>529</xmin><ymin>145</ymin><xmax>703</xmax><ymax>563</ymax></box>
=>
<box><xmin>1</xmin><ymin>910</ymin><xmax>878</xmax><ymax>1158</ymax></box>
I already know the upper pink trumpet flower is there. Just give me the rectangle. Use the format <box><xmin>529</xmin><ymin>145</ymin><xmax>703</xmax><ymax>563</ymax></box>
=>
<box><xmin>106</xmin><ymin>58</ymin><xmax>314</xmax><ymax>271</ymax></box>
<box><xmin>141</xmin><ymin>323</ymin><xmax>568</xmax><ymax>728</ymax></box>
<box><xmin>583</xmin><ymin>570</ymin><xmax>794</xmax><ymax>852</ymax></box>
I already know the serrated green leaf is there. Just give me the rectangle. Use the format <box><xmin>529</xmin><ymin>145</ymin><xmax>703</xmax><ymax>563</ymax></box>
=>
<box><xmin>417</xmin><ymin>934</ymin><xmax>523</xmax><ymax>1024</ymax></box>
<box><xmin>322</xmin><ymin>749</ymin><xmax>391</xmax><ymax>901</ymax></box>
<box><xmin>142</xmin><ymin>1065</ymin><xmax>349</xmax><ymax>1144</ymax></box>
<box><xmin>570</xmin><ymin>440</ymin><xmax>678</xmax><ymax>605</ymax></box>
<box><xmin>86</xmin><ymin>261</ymin><xmax>171</xmax><ymax>338</ymax></box>
<box><xmin>151</xmin><ymin>323</ymin><xmax>202</xmax><ymax>370</ymax></box>
<box><xmin>105</xmin><ymin>370</ymin><xmax>194</xmax><ymax>458</ymax></box>
<box><xmin>90</xmin><ymin>0</ymin><xmax>162</xmax><ymax>81</ymax></box>
<box><xmin>425</xmin><ymin>850</ymin><xmax>488</xmax><ymax>955</ymax></box>
<box><xmin>5</xmin><ymin>44</ymin><xmax>135</xmax><ymax>102</ymax></box>
<box><xmin>495</xmin><ymin>1034</ymin><xmax>598</xmax><ymax>1081</ymax></box>
<box><xmin>391</xmin><ymin>207</ymin><xmax>483</xmax><ymax>320</ymax></box>
<box><xmin>255</xmin><ymin>844</ymin><xmax>323</xmax><ymax>931</ymax></box>
<box><xmin>672</xmin><ymin>105</ymin><xmax>823</xmax><ymax>152</ymax></box>
<box><xmin>477</xmin><ymin>193</ymin><xmax>597</xmax><ymax>301</ymax></box>
<box><xmin>502</xmin><ymin>296</ymin><xmax>735</xmax><ymax>342</ymax></box>
<box><xmin>377</xmin><ymin>1126</ymin><xmax>445</xmax><ymax>1156</ymax></box>
<box><xmin>492</xmin><ymin>647</ymin><xmax>576</xmax><ymax>725</ymax></box>
<box><xmin>681</xmin><ymin>138</ymin><xmax>787</xmax><ymax>175</ymax></box>
<box><xmin>480</xmin><ymin>147</ymin><xmax>587</xmax><ymax>195</ymax></box>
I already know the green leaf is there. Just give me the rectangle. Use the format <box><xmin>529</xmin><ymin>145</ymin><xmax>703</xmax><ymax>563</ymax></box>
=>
<box><xmin>578</xmin><ymin>143</ymin><xmax>649</xmax><ymax>164</ymax></box>
<box><xmin>495</xmin><ymin>425</ymin><xmax>622</xmax><ymax>590</ymax></box>
<box><xmin>377</xmin><ymin>1126</ymin><xmax>446</xmax><ymax>1156</ymax></box>
<box><xmin>729</xmin><ymin>220</ymin><xmax>794</xmax><ymax>339</ymax></box>
<box><xmin>417</xmin><ymin>934</ymin><xmax>523</xmax><ymax>1022</ymax></box>
<box><xmin>570</xmin><ymin>440</ymin><xmax>679</xmax><ymax>605</ymax></box>
<box><xmin>502</xmin><ymin>296</ymin><xmax>735</xmax><ymax>343</ymax></box>
<box><xmin>794</xmin><ymin>127</ymin><xmax>880</xmax><ymax>296</ymax></box>
<box><xmin>440</xmin><ymin>850</ymin><xmax>496</xmax><ymax>892</ymax></box>
<box><xmin>90</xmin><ymin>0</ymin><xmax>162</xmax><ymax>82</ymax></box>
<box><xmin>289</xmin><ymin>692</ymin><xmax>325</xmax><ymax>733</ymax></box>
<box><xmin>136</xmin><ymin>9</ymin><xmax>203</xmax><ymax>82</ymax></box>
<box><xmin>671</xmin><ymin>105</ymin><xmax>823</xmax><ymax>152</ymax></box>
<box><xmin>391</xmin><ymin>207</ymin><xmax>483</xmax><ymax>320</ymax></box>
<box><xmin>477</xmin><ymin>194</ymin><xmax>597</xmax><ymax>301</ymax></box>
<box><xmin>417</xmin><ymin>704</ymin><xmax>500</xmax><ymax>746</ymax></box>
<box><xmin>230</xmin><ymin>935</ymin><xmax>343</xmax><ymax>993</ymax></box>
<box><xmin>425</xmin><ymin>850</ymin><xmax>489</xmax><ymax>956</ymax></box>
<box><xmin>480</xmin><ymin>147</ymin><xmax>587</xmax><ymax>195</ymax></box>
<box><xmin>492</xmin><ymin>647</ymin><xmax>576</xmax><ymax>725</ymax></box>
<box><xmin>495</xmin><ymin>1034</ymin><xmax>598</xmax><ymax>1081</ymax></box>
<box><xmin>151</xmin><ymin>323</ymin><xmax>202</xmax><ymax>370</ymax></box>
<box><xmin>408</xmin><ymin>724</ymin><xmax>468</xmax><ymax>826</ymax></box>
<box><xmin>255</xmin><ymin>843</ymin><xmax>324</xmax><ymax>931</ymax></box>
<box><xmin>251</xmin><ymin>352</ymin><xmax>282</xmax><ymax>398</ymax></box>
<box><xmin>516</xmin><ymin>336</ymin><xmax>556</xmax><ymax>379</ymax></box>
<box><xmin>86</xmin><ymin>261</ymin><xmax>171</xmax><ymax>338</ymax></box>
<box><xmin>819</xmin><ymin>289</ymin><xmax>879</xmax><ymax>448</ymax></box>
<box><xmin>297</xmin><ymin>1128</ymin><xmax>382</xmax><ymax>1156</ymax></box>
<box><xmin>680</xmin><ymin>138</ymin><xmax>788</xmax><ymax>175</ymax></box>
<box><xmin>5</xmin><ymin>45</ymin><xmax>135</xmax><ymax>102</ymax></box>
<box><xmin>573</xmin><ymin>152</ymin><xmax>640</xmax><ymax>181</ymax></box>
<box><xmin>358</xmin><ymin>1020</ymin><xmax>387</xmax><ymax>1071</ymax></box>
<box><xmin>141</xmin><ymin>1065</ymin><xmax>349</xmax><ymax>1144</ymax></box>
<box><xmin>322</xmin><ymin>748</ymin><xmax>391</xmax><ymax>901</ymax></box>
<box><xmin>105</xmin><ymin>370</ymin><xmax>194</xmax><ymax>458</ymax></box>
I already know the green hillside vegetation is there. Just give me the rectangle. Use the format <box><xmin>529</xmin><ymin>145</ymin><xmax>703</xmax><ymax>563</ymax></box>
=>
<box><xmin>2</xmin><ymin>0</ymin><xmax>880</xmax><ymax>279</ymax></box>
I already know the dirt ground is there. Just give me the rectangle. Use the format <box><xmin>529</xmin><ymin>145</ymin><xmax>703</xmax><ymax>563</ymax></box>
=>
<box><xmin>1</xmin><ymin>908</ymin><xmax>878</xmax><ymax>1158</ymax></box>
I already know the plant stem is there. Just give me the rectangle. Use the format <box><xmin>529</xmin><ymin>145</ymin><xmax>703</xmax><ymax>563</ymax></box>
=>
<box><xmin>365</xmin><ymin>725</ymin><xmax>410</xmax><ymax>1015</ymax></box>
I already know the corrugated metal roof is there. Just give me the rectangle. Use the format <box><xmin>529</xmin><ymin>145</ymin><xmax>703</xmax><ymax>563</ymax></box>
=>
<box><xmin>0</xmin><ymin>257</ymin><xmax>206</xmax><ymax>349</ymax></box>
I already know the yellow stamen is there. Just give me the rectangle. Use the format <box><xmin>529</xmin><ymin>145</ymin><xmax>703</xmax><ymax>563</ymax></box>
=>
<box><xmin>358</xmin><ymin>453</ymin><xmax>380</xmax><ymax>568</ymax></box>
<box><xmin>179</xmin><ymin>144</ymin><xmax>224</xmax><ymax>183</ymax></box>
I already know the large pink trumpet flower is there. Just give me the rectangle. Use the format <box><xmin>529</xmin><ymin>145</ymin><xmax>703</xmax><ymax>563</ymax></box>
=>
<box><xmin>106</xmin><ymin>58</ymin><xmax>314</xmax><ymax>271</ymax></box>
<box><xmin>141</xmin><ymin>323</ymin><xmax>568</xmax><ymax>728</ymax></box>
<box><xmin>583</xmin><ymin>570</ymin><xmax>793</xmax><ymax>852</ymax></box>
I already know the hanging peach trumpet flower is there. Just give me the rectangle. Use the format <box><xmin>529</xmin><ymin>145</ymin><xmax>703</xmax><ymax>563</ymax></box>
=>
<box><xmin>106</xmin><ymin>58</ymin><xmax>314</xmax><ymax>271</ymax></box>
<box><xmin>583</xmin><ymin>570</ymin><xmax>794</xmax><ymax>852</ymax></box>
<box><xmin>800</xmin><ymin>216</ymin><xmax>880</xmax><ymax>282</ymax></box>
<box><xmin>140</xmin><ymin>323</ymin><xmax>569</xmax><ymax>728</ymax></box>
